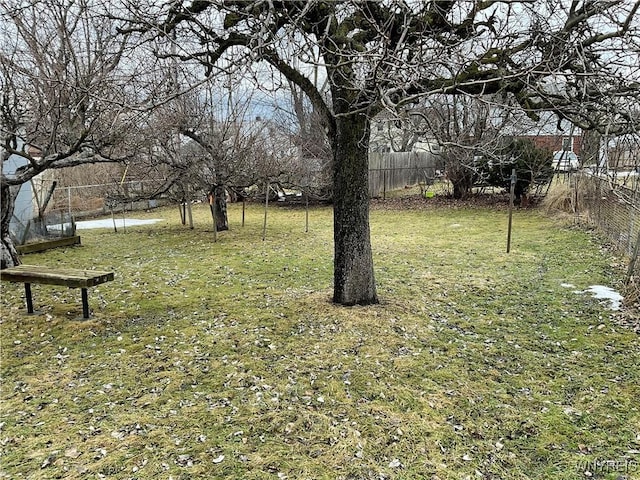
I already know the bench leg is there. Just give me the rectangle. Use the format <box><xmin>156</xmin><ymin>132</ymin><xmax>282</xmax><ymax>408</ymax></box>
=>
<box><xmin>81</xmin><ymin>288</ymin><xmax>90</xmax><ymax>319</ymax></box>
<box><xmin>24</xmin><ymin>283</ymin><xmax>34</xmax><ymax>314</ymax></box>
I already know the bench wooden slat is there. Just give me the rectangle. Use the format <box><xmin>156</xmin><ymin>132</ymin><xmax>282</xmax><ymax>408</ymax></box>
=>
<box><xmin>16</xmin><ymin>236</ymin><xmax>81</xmax><ymax>254</ymax></box>
<box><xmin>1</xmin><ymin>265</ymin><xmax>114</xmax><ymax>288</ymax></box>
<box><xmin>1</xmin><ymin>264</ymin><xmax>115</xmax><ymax>319</ymax></box>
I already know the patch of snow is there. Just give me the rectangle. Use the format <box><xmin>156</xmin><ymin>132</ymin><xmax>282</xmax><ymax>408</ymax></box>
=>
<box><xmin>75</xmin><ymin>218</ymin><xmax>163</xmax><ymax>230</ymax></box>
<box><xmin>560</xmin><ymin>283</ymin><xmax>575</xmax><ymax>289</ymax></box>
<box><xmin>48</xmin><ymin>218</ymin><xmax>164</xmax><ymax>231</ymax></box>
<box><xmin>584</xmin><ymin>285</ymin><xmax>623</xmax><ymax>311</ymax></box>
<box><xmin>450</xmin><ymin>223</ymin><xmax>462</xmax><ymax>228</ymax></box>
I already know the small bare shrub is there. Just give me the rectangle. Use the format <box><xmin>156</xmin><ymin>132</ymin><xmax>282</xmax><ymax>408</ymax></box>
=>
<box><xmin>542</xmin><ymin>175</ymin><xmax>598</xmax><ymax>215</ymax></box>
<box><xmin>542</xmin><ymin>181</ymin><xmax>573</xmax><ymax>213</ymax></box>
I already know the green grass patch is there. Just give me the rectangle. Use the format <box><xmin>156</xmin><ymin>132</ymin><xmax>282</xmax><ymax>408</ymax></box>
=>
<box><xmin>1</xmin><ymin>201</ymin><xmax>638</xmax><ymax>479</ymax></box>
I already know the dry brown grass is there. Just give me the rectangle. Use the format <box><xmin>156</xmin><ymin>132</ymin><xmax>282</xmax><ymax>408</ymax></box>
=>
<box><xmin>541</xmin><ymin>179</ymin><xmax>575</xmax><ymax>214</ymax></box>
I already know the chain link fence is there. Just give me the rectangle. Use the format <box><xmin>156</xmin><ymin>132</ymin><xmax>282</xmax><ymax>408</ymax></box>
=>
<box><xmin>10</xmin><ymin>179</ymin><xmax>173</xmax><ymax>247</ymax></box>
<box><xmin>574</xmin><ymin>172</ymin><xmax>640</xmax><ymax>306</ymax></box>
<box><xmin>48</xmin><ymin>180</ymin><xmax>170</xmax><ymax>220</ymax></box>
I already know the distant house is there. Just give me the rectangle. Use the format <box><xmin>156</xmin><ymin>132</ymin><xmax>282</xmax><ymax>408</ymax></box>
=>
<box><xmin>519</xmin><ymin>134</ymin><xmax>582</xmax><ymax>156</ymax></box>
<box><xmin>512</xmin><ymin>113</ymin><xmax>582</xmax><ymax>156</ymax></box>
<box><xmin>369</xmin><ymin>111</ymin><xmax>440</xmax><ymax>154</ymax></box>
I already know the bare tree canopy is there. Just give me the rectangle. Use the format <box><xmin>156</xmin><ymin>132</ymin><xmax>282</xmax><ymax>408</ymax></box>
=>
<box><xmin>119</xmin><ymin>0</ymin><xmax>639</xmax><ymax>305</ymax></box>
<box><xmin>0</xmin><ymin>1</ymin><xmax>136</xmax><ymax>266</ymax></box>
<box><xmin>0</xmin><ymin>1</ymin><xmax>152</xmax><ymax>180</ymax></box>
<box><xmin>1</xmin><ymin>1</ymin><xmax>176</xmax><ymax>267</ymax></box>
<box><xmin>122</xmin><ymin>1</ymin><xmax>640</xmax><ymax>126</ymax></box>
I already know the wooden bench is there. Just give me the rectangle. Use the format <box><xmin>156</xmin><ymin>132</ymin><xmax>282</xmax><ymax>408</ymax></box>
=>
<box><xmin>1</xmin><ymin>265</ymin><xmax>114</xmax><ymax>319</ymax></box>
<box><xmin>16</xmin><ymin>236</ymin><xmax>81</xmax><ymax>254</ymax></box>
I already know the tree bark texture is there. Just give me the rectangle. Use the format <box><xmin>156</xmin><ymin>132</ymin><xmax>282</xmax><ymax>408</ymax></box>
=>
<box><xmin>332</xmin><ymin>114</ymin><xmax>378</xmax><ymax>305</ymax></box>
<box><xmin>581</xmin><ymin>130</ymin><xmax>601</xmax><ymax>168</ymax></box>
<box><xmin>1</xmin><ymin>182</ymin><xmax>21</xmax><ymax>269</ymax></box>
<box><xmin>210</xmin><ymin>185</ymin><xmax>229</xmax><ymax>232</ymax></box>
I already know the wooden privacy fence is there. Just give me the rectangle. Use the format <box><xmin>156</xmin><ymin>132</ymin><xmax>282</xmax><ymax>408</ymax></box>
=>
<box><xmin>368</xmin><ymin>151</ymin><xmax>440</xmax><ymax>197</ymax></box>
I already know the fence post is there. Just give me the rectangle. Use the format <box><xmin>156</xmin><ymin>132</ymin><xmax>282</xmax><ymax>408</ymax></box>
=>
<box><xmin>573</xmin><ymin>173</ymin><xmax>579</xmax><ymax>223</ymax></box>
<box><xmin>507</xmin><ymin>169</ymin><xmax>516</xmax><ymax>253</ymax></box>
<box><xmin>383</xmin><ymin>169</ymin><xmax>387</xmax><ymax>200</ymax></box>
<box><xmin>305</xmin><ymin>190</ymin><xmax>309</xmax><ymax>233</ymax></box>
<box><xmin>262</xmin><ymin>180</ymin><xmax>269</xmax><ymax>241</ymax></box>
<box><xmin>67</xmin><ymin>186</ymin><xmax>72</xmax><ymax>221</ymax></box>
<box><xmin>626</xmin><ymin>222</ymin><xmax>640</xmax><ymax>286</ymax></box>
<box><xmin>628</xmin><ymin>205</ymin><xmax>635</xmax><ymax>256</ymax></box>
<box><xmin>185</xmin><ymin>185</ymin><xmax>193</xmax><ymax>229</ymax></box>
<box><xmin>110</xmin><ymin>206</ymin><xmax>117</xmax><ymax>233</ymax></box>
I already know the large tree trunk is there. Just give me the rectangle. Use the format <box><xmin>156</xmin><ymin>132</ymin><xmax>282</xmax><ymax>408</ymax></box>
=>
<box><xmin>446</xmin><ymin>155</ymin><xmax>475</xmax><ymax>200</ymax></box>
<box><xmin>332</xmin><ymin>113</ymin><xmax>378</xmax><ymax>305</ymax></box>
<box><xmin>452</xmin><ymin>180</ymin><xmax>471</xmax><ymax>200</ymax></box>
<box><xmin>209</xmin><ymin>185</ymin><xmax>229</xmax><ymax>232</ymax></box>
<box><xmin>1</xmin><ymin>181</ymin><xmax>20</xmax><ymax>269</ymax></box>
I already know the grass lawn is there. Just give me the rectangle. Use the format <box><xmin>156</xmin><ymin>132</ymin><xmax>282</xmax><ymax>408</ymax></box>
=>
<box><xmin>1</xmin><ymin>200</ymin><xmax>639</xmax><ymax>480</ymax></box>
